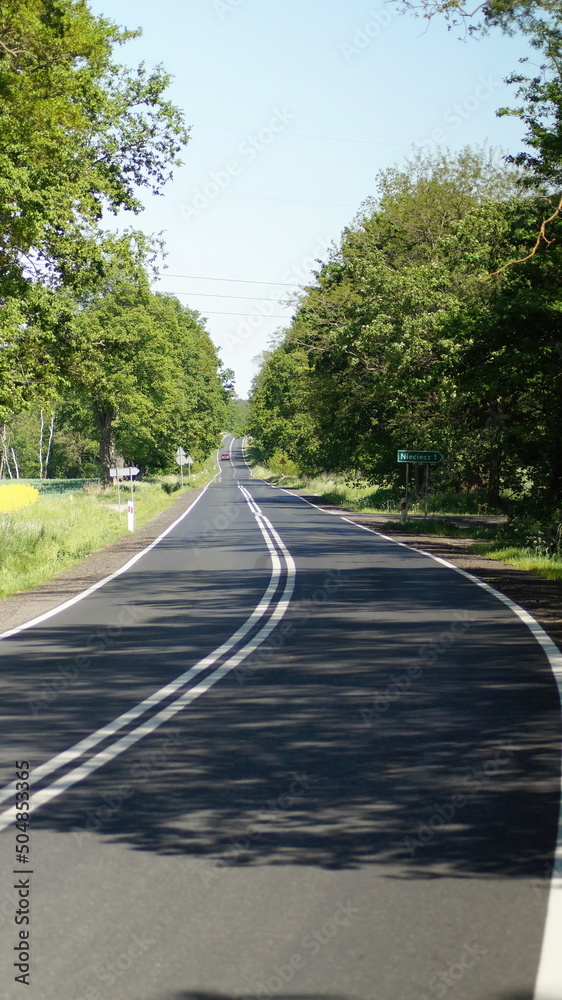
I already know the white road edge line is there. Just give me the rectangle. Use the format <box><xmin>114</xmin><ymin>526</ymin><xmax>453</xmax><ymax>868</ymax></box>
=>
<box><xmin>241</xmin><ymin>437</ymin><xmax>254</xmax><ymax>478</ymax></box>
<box><xmin>264</xmin><ymin>479</ymin><xmax>562</xmax><ymax>1000</ymax></box>
<box><xmin>0</xmin><ymin>484</ymin><xmax>297</xmax><ymax>833</ymax></box>
<box><xmin>0</xmin><ymin>469</ymin><xmax>222</xmax><ymax>642</ymax></box>
<box><xmin>0</xmin><ymin>485</ymin><xmax>282</xmax><ymax>807</ymax></box>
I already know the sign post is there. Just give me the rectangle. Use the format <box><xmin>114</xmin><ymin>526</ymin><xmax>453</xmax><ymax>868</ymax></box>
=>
<box><xmin>397</xmin><ymin>451</ymin><xmax>442</xmax><ymax>521</ymax></box>
<box><xmin>175</xmin><ymin>446</ymin><xmax>187</xmax><ymax>487</ymax></box>
<box><xmin>109</xmin><ymin>466</ymin><xmax>139</xmax><ymax>530</ymax></box>
<box><xmin>185</xmin><ymin>455</ymin><xmax>194</xmax><ymax>482</ymax></box>
<box><xmin>402</xmin><ymin>463</ymin><xmax>409</xmax><ymax>524</ymax></box>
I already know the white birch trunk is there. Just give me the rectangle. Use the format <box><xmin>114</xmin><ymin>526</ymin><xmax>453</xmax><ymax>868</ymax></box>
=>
<box><xmin>45</xmin><ymin>413</ymin><xmax>55</xmax><ymax>476</ymax></box>
<box><xmin>39</xmin><ymin>409</ymin><xmax>44</xmax><ymax>479</ymax></box>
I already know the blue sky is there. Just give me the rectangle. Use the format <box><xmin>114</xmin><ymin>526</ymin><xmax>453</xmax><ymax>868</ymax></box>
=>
<box><xmin>89</xmin><ymin>0</ymin><xmax>530</xmax><ymax>397</ymax></box>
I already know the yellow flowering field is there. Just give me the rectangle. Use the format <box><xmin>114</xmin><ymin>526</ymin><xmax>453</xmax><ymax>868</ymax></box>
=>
<box><xmin>0</xmin><ymin>483</ymin><xmax>40</xmax><ymax>513</ymax></box>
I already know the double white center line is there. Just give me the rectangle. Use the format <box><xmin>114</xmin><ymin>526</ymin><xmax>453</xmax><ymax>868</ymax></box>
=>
<box><xmin>0</xmin><ymin>486</ymin><xmax>296</xmax><ymax>832</ymax></box>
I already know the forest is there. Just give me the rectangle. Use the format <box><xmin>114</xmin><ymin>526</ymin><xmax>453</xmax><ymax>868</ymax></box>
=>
<box><xmin>247</xmin><ymin>0</ymin><xmax>562</xmax><ymax>521</ymax></box>
<box><xmin>0</xmin><ymin>0</ymin><xmax>230</xmax><ymax>481</ymax></box>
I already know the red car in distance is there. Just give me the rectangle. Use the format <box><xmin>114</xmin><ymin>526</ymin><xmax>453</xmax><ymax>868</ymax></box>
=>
<box><xmin>221</xmin><ymin>453</ymin><xmax>230</xmax><ymax>461</ymax></box>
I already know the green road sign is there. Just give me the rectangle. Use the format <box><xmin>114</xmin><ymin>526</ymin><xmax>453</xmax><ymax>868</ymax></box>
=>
<box><xmin>397</xmin><ymin>450</ymin><xmax>442</xmax><ymax>463</ymax></box>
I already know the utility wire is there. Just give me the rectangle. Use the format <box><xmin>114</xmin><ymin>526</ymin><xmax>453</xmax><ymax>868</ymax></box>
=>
<box><xmin>192</xmin><ymin>123</ymin><xmax>409</xmax><ymax>147</ymax></box>
<box><xmin>172</xmin><ymin>190</ymin><xmax>356</xmax><ymax>209</ymax></box>
<box><xmin>161</xmin><ymin>290</ymin><xmax>292</xmax><ymax>302</ymax></box>
<box><xmin>155</xmin><ymin>273</ymin><xmax>300</xmax><ymax>286</ymax></box>
<box><xmin>199</xmin><ymin>310</ymin><xmax>292</xmax><ymax>318</ymax></box>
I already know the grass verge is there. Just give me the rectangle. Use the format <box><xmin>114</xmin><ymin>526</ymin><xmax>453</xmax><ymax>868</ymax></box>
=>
<box><xmin>247</xmin><ymin>451</ymin><xmax>562</xmax><ymax>585</ymax></box>
<box><xmin>248</xmin><ymin>462</ymin><xmax>498</xmax><ymax>517</ymax></box>
<box><xmin>0</xmin><ymin>464</ymin><xmax>217</xmax><ymax>598</ymax></box>
<box><xmin>378</xmin><ymin>519</ymin><xmax>497</xmax><ymax>540</ymax></box>
<box><xmin>470</xmin><ymin>543</ymin><xmax>562</xmax><ymax>583</ymax></box>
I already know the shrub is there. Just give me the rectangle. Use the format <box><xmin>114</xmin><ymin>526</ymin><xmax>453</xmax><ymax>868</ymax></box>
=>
<box><xmin>497</xmin><ymin>515</ymin><xmax>562</xmax><ymax>555</ymax></box>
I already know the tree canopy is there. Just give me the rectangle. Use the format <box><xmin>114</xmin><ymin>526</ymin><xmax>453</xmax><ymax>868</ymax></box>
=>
<box><xmin>391</xmin><ymin>0</ymin><xmax>562</xmax><ymax>259</ymax></box>
<box><xmin>0</xmin><ymin>0</ymin><xmax>189</xmax><ymax>291</ymax></box>
<box><xmin>0</xmin><ymin>0</ymin><xmax>192</xmax><ymax>428</ymax></box>
<box><xmin>248</xmin><ymin>148</ymin><xmax>562</xmax><ymax>511</ymax></box>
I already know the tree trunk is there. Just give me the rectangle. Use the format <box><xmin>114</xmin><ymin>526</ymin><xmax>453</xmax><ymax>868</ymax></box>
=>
<box><xmin>94</xmin><ymin>406</ymin><xmax>117</xmax><ymax>484</ymax></box>
<box><xmin>485</xmin><ymin>401</ymin><xmax>505</xmax><ymax>507</ymax></box>
<box><xmin>1</xmin><ymin>426</ymin><xmax>12</xmax><ymax>479</ymax></box>
<box><xmin>487</xmin><ymin>443</ymin><xmax>502</xmax><ymax>507</ymax></box>
<box><xmin>545</xmin><ymin>451</ymin><xmax>562</xmax><ymax>509</ymax></box>
<box><xmin>45</xmin><ymin>413</ymin><xmax>55</xmax><ymax>476</ymax></box>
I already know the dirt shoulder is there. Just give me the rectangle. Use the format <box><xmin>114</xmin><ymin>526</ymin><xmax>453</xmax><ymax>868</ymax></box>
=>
<box><xmin>0</xmin><ymin>485</ymin><xmax>207</xmax><ymax>636</ymax></box>
<box><xmin>295</xmin><ymin>494</ymin><xmax>562</xmax><ymax>654</ymax></box>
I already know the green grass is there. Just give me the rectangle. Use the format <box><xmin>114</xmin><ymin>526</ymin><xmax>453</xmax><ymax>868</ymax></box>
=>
<box><xmin>247</xmin><ymin>453</ymin><xmax>562</xmax><ymax>584</ymax></box>
<box><xmin>470</xmin><ymin>542</ymin><xmax>562</xmax><ymax>582</ymax></box>
<box><xmin>247</xmin><ymin>463</ymin><xmax>496</xmax><ymax>516</ymax></box>
<box><xmin>0</xmin><ymin>466</ymin><xmax>216</xmax><ymax>598</ymax></box>
<box><xmin>11</xmin><ymin>477</ymin><xmax>98</xmax><ymax>495</ymax></box>
<box><xmin>379</xmin><ymin>519</ymin><xmax>497</xmax><ymax>539</ymax></box>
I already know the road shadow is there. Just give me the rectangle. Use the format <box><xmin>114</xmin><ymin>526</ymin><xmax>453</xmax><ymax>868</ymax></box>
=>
<box><xmin>4</xmin><ymin>505</ymin><xmax>558</xmax><ymax>886</ymax></box>
<box><xmin>159</xmin><ymin>994</ymin><xmax>348</xmax><ymax>1000</ymax></box>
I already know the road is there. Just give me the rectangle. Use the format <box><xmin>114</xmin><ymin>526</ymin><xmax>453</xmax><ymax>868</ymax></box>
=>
<box><xmin>0</xmin><ymin>435</ymin><xmax>561</xmax><ymax>1000</ymax></box>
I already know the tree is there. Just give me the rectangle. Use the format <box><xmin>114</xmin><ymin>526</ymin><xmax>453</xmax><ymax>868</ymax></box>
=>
<box><xmin>390</xmin><ymin>0</ymin><xmax>562</xmax><ymax>260</ymax></box>
<box><xmin>69</xmin><ymin>283</ymin><xmax>227</xmax><ymax>480</ymax></box>
<box><xmin>0</xmin><ymin>0</ymin><xmax>190</xmax><ymax>418</ymax></box>
<box><xmin>0</xmin><ymin>0</ymin><xmax>189</xmax><ymax>289</ymax></box>
<box><xmin>225</xmin><ymin>397</ymin><xmax>250</xmax><ymax>438</ymax></box>
<box><xmin>248</xmin><ymin>146</ymin><xmax>562</xmax><ymax>511</ymax></box>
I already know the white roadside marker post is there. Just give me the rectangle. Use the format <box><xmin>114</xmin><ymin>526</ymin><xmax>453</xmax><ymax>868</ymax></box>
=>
<box><xmin>110</xmin><ymin>466</ymin><xmax>139</xmax><ymax>531</ymax></box>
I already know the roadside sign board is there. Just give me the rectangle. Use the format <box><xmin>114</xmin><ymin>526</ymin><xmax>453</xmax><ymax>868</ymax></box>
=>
<box><xmin>397</xmin><ymin>451</ymin><xmax>442</xmax><ymax>464</ymax></box>
<box><xmin>185</xmin><ymin>455</ymin><xmax>194</xmax><ymax>465</ymax></box>
<box><xmin>175</xmin><ymin>447</ymin><xmax>186</xmax><ymax>465</ymax></box>
<box><xmin>109</xmin><ymin>466</ymin><xmax>139</xmax><ymax>478</ymax></box>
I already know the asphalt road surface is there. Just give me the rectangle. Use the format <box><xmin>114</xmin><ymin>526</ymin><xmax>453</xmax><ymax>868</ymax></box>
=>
<box><xmin>0</xmin><ymin>435</ymin><xmax>561</xmax><ymax>1000</ymax></box>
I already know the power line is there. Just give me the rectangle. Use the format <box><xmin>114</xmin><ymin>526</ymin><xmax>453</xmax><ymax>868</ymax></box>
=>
<box><xmin>155</xmin><ymin>273</ymin><xmax>300</xmax><ymax>287</ymax></box>
<box><xmin>160</xmin><ymin>290</ymin><xmax>292</xmax><ymax>302</ymax></box>
<box><xmin>172</xmin><ymin>190</ymin><xmax>357</xmax><ymax>209</ymax></box>
<box><xmin>199</xmin><ymin>310</ymin><xmax>292</xmax><ymax>318</ymax></box>
<box><xmin>192</xmin><ymin>123</ymin><xmax>409</xmax><ymax>148</ymax></box>
<box><xmin>229</xmin><ymin>192</ymin><xmax>356</xmax><ymax>208</ymax></box>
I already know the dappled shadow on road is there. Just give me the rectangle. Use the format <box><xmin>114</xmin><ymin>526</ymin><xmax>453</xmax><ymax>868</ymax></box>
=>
<box><xmin>158</xmin><ymin>994</ymin><xmax>348</xmax><ymax>1000</ymax></box>
<box><xmin>1</xmin><ymin>489</ymin><xmax>561</xmax><ymax>885</ymax></box>
<box><xmin>152</xmin><ymin>995</ymin><xmax>544</xmax><ymax>1000</ymax></box>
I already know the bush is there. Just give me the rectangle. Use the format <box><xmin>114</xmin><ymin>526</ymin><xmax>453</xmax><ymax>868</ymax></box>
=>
<box><xmin>268</xmin><ymin>450</ymin><xmax>299</xmax><ymax>476</ymax></box>
<box><xmin>497</xmin><ymin>514</ymin><xmax>562</xmax><ymax>555</ymax></box>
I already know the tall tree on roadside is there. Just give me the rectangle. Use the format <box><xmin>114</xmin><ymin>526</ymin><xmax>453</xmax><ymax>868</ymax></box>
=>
<box><xmin>0</xmin><ymin>0</ymin><xmax>190</xmax><ymax>414</ymax></box>
<box><xmin>71</xmin><ymin>283</ymin><xmax>227</xmax><ymax>480</ymax></box>
<box><xmin>389</xmin><ymin>0</ymin><xmax>562</xmax><ymax>262</ymax></box>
